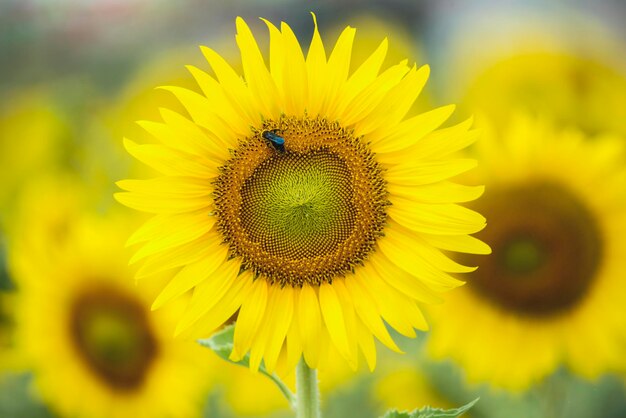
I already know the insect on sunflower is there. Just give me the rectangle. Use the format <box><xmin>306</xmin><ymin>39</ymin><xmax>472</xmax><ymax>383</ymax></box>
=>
<box><xmin>116</xmin><ymin>14</ymin><xmax>489</xmax><ymax>374</ymax></box>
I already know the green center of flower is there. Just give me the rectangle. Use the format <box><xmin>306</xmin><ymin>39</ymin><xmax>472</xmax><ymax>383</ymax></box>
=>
<box><xmin>241</xmin><ymin>152</ymin><xmax>355</xmax><ymax>260</ymax></box>
<box><xmin>214</xmin><ymin>116</ymin><xmax>388</xmax><ymax>287</ymax></box>
<box><xmin>501</xmin><ymin>237</ymin><xmax>546</xmax><ymax>275</ymax></box>
<box><xmin>462</xmin><ymin>182</ymin><xmax>602</xmax><ymax>316</ymax></box>
<box><xmin>71</xmin><ymin>287</ymin><xmax>157</xmax><ymax>391</ymax></box>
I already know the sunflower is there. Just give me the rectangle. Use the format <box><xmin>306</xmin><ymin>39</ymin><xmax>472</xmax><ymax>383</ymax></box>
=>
<box><xmin>10</xmin><ymin>209</ymin><xmax>214</xmax><ymax>418</ymax></box>
<box><xmin>116</xmin><ymin>15</ymin><xmax>488</xmax><ymax>373</ymax></box>
<box><xmin>460</xmin><ymin>52</ymin><xmax>626</xmax><ymax>137</ymax></box>
<box><xmin>0</xmin><ymin>89</ymin><xmax>69</xmax><ymax>221</ymax></box>
<box><xmin>434</xmin><ymin>4</ymin><xmax>626</xmax><ymax>136</ymax></box>
<box><xmin>427</xmin><ymin>115</ymin><xmax>626</xmax><ymax>390</ymax></box>
<box><xmin>373</xmin><ymin>363</ymin><xmax>453</xmax><ymax>413</ymax></box>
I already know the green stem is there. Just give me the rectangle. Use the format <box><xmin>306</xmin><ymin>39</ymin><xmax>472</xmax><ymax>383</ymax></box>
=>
<box><xmin>261</xmin><ymin>370</ymin><xmax>296</xmax><ymax>410</ymax></box>
<box><xmin>296</xmin><ymin>358</ymin><xmax>321</xmax><ymax>418</ymax></box>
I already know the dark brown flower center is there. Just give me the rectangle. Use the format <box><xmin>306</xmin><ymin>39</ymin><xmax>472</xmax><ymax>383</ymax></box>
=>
<box><xmin>461</xmin><ymin>182</ymin><xmax>602</xmax><ymax>316</ymax></box>
<box><xmin>213</xmin><ymin>116</ymin><xmax>388</xmax><ymax>287</ymax></box>
<box><xmin>70</xmin><ymin>286</ymin><xmax>158</xmax><ymax>391</ymax></box>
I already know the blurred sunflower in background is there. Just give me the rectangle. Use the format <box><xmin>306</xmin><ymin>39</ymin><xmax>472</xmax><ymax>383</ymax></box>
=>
<box><xmin>427</xmin><ymin>114</ymin><xmax>626</xmax><ymax>390</ymax></box>
<box><xmin>373</xmin><ymin>361</ymin><xmax>453</xmax><ymax>413</ymax></box>
<box><xmin>116</xmin><ymin>14</ymin><xmax>489</xmax><ymax>375</ymax></box>
<box><xmin>0</xmin><ymin>89</ymin><xmax>70</xmax><ymax>225</ymax></box>
<box><xmin>460</xmin><ymin>53</ymin><xmax>626</xmax><ymax>137</ymax></box>
<box><xmin>8</xmin><ymin>179</ymin><xmax>215</xmax><ymax>418</ymax></box>
<box><xmin>434</xmin><ymin>3</ymin><xmax>626</xmax><ymax>136</ymax></box>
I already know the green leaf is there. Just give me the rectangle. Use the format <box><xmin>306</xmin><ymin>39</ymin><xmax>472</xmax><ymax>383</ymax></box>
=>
<box><xmin>197</xmin><ymin>324</ymin><xmax>239</xmax><ymax>363</ymax></box>
<box><xmin>382</xmin><ymin>398</ymin><xmax>479</xmax><ymax>418</ymax></box>
<box><xmin>382</xmin><ymin>412</ymin><xmax>411</xmax><ymax>418</ymax></box>
<box><xmin>197</xmin><ymin>325</ymin><xmax>296</xmax><ymax>409</ymax></box>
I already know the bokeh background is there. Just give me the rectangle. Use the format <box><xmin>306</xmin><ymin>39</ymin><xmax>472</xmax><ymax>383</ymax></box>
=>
<box><xmin>1</xmin><ymin>0</ymin><xmax>626</xmax><ymax>417</ymax></box>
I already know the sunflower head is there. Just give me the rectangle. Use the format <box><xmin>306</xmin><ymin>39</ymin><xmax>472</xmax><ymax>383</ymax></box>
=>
<box><xmin>214</xmin><ymin>115</ymin><xmax>389</xmax><ymax>287</ymax></box>
<box><xmin>116</xmin><ymin>14</ymin><xmax>488</xmax><ymax>374</ymax></box>
<box><xmin>10</xmin><ymin>178</ymin><xmax>215</xmax><ymax>418</ymax></box>
<box><xmin>460</xmin><ymin>52</ymin><xmax>626</xmax><ymax>137</ymax></box>
<box><xmin>428</xmin><ymin>114</ymin><xmax>626</xmax><ymax>389</ymax></box>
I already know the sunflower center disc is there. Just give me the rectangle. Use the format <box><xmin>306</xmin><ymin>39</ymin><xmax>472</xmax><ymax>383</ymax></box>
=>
<box><xmin>241</xmin><ymin>152</ymin><xmax>355</xmax><ymax>259</ymax></box>
<box><xmin>463</xmin><ymin>182</ymin><xmax>602</xmax><ymax>316</ymax></box>
<box><xmin>214</xmin><ymin>116</ymin><xmax>388</xmax><ymax>287</ymax></box>
<box><xmin>70</xmin><ymin>287</ymin><xmax>157</xmax><ymax>391</ymax></box>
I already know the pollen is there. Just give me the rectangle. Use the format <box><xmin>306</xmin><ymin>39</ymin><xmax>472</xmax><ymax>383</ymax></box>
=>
<box><xmin>213</xmin><ymin>116</ymin><xmax>388</xmax><ymax>287</ymax></box>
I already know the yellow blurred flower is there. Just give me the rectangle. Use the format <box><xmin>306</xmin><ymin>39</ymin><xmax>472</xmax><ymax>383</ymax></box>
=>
<box><xmin>9</xmin><ymin>179</ymin><xmax>215</xmax><ymax>418</ymax></box>
<box><xmin>461</xmin><ymin>52</ymin><xmax>626</xmax><ymax>136</ymax></box>
<box><xmin>116</xmin><ymin>15</ymin><xmax>488</xmax><ymax>374</ymax></box>
<box><xmin>427</xmin><ymin>115</ymin><xmax>626</xmax><ymax>390</ymax></box>
<box><xmin>441</xmin><ymin>6</ymin><xmax>626</xmax><ymax>135</ymax></box>
<box><xmin>373</xmin><ymin>363</ymin><xmax>452</xmax><ymax>413</ymax></box>
<box><xmin>0</xmin><ymin>89</ymin><xmax>69</xmax><ymax>221</ymax></box>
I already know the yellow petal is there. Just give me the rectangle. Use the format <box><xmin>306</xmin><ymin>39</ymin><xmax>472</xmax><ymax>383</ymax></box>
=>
<box><xmin>339</xmin><ymin>61</ymin><xmax>410</xmax><ymax>126</ymax></box>
<box><xmin>377</xmin><ymin>226</ymin><xmax>465</xmax><ymax>290</ymax></box>
<box><xmin>117</xmin><ymin>176</ymin><xmax>212</xmax><ymax>198</ymax></box>
<box><xmin>353</xmin><ymin>270</ymin><xmax>414</xmax><ymax>339</ymax></box>
<box><xmin>356</xmin><ymin>317</ymin><xmax>377</xmax><ymax>371</ymax></box>
<box><xmin>370</xmin><ymin>104</ymin><xmax>455</xmax><ymax>154</ymax></box>
<box><xmin>232</xmin><ymin>278</ymin><xmax>268</xmax><ymax>361</ymax></box>
<box><xmin>261</xmin><ymin>18</ymin><xmax>286</xmax><ymax>107</ymax></box>
<box><xmin>280</xmin><ymin>21</ymin><xmax>308</xmax><ymax>115</ymax></box>
<box><xmin>332</xmin><ymin>279</ymin><xmax>360</xmax><ymax>369</ymax></box>
<box><xmin>127</xmin><ymin>211</ymin><xmax>215</xmax><ymax>258</ymax></box>
<box><xmin>199</xmin><ymin>45</ymin><xmax>260</xmax><ymax>125</ymax></box>
<box><xmin>157</xmin><ymin>108</ymin><xmax>231</xmax><ymax>162</ymax></box>
<box><xmin>248</xmin><ymin>282</ymin><xmax>293</xmax><ymax>373</ymax></box>
<box><xmin>377</xmin><ymin>222</ymin><xmax>475</xmax><ymax>278</ymax></box>
<box><xmin>386</xmin><ymin>158</ymin><xmax>476</xmax><ymax>186</ymax></box>
<box><xmin>344</xmin><ymin>275</ymin><xmax>402</xmax><ymax>352</ymax></box>
<box><xmin>378</xmin><ymin>118</ymin><xmax>477</xmax><ymax>165</ymax></box>
<box><xmin>284</xmin><ymin>303</ymin><xmax>304</xmax><ymax>374</ymax></box>
<box><xmin>367</xmin><ymin>250</ymin><xmax>443</xmax><ymax>304</ymax></box>
<box><xmin>175</xmin><ymin>260</ymin><xmax>241</xmax><ymax>334</ymax></box>
<box><xmin>298</xmin><ymin>284</ymin><xmax>322</xmax><ymax>369</ymax></box>
<box><xmin>123</xmin><ymin>138</ymin><xmax>219</xmax><ymax>179</ymax></box>
<box><xmin>355</xmin><ymin>65</ymin><xmax>430</xmax><ymax>136</ymax></box>
<box><xmin>263</xmin><ymin>285</ymin><xmax>294</xmax><ymax>373</ymax></box>
<box><xmin>159</xmin><ymin>86</ymin><xmax>242</xmax><ymax>144</ymax></box>
<box><xmin>135</xmin><ymin>239</ymin><xmax>212</xmax><ymax>279</ymax></box>
<box><xmin>152</xmin><ymin>239</ymin><xmax>229</xmax><ymax>309</ymax></box>
<box><xmin>305</xmin><ymin>12</ymin><xmax>327</xmax><ymax>117</ymax></box>
<box><xmin>388</xmin><ymin>198</ymin><xmax>486</xmax><ymax>236</ymax></box>
<box><xmin>333</xmin><ymin>38</ymin><xmax>388</xmax><ymax>117</ymax></box>
<box><xmin>182</xmin><ymin>270</ymin><xmax>252</xmax><ymax>340</ymax></box>
<box><xmin>235</xmin><ymin>17</ymin><xmax>280</xmax><ymax>119</ymax></box>
<box><xmin>186</xmin><ymin>65</ymin><xmax>255</xmax><ymax>129</ymax></box>
<box><xmin>114</xmin><ymin>191</ymin><xmax>209</xmax><ymax>214</ymax></box>
<box><xmin>421</xmin><ymin>233</ymin><xmax>491</xmax><ymax>255</ymax></box>
<box><xmin>387</xmin><ymin>182</ymin><xmax>484</xmax><ymax>204</ymax></box>
<box><xmin>318</xmin><ymin>282</ymin><xmax>351</xmax><ymax>361</ymax></box>
<box><xmin>322</xmin><ymin>25</ymin><xmax>356</xmax><ymax>117</ymax></box>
